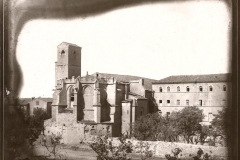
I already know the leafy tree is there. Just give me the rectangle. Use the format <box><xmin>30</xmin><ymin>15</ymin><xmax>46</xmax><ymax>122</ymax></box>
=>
<box><xmin>4</xmin><ymin>98</ymin><xmax>49</xmax><ymax>159</ymax></box>
<box><xmin>170</xmin><ymin>106</ymin><xmax>204</xmax><ymax>143</ymax></box>
<box><xmin>27</xmin><ymin>108</ymin><xmax>49</xmax><ymax>136</ymax></box>
<box><xmin>132</xmin><ymin>113</ymin><xmax>163</xmax><ymax>141</ymax></box>
<box><xmin>197</xmin><ymin>125</ymin><xmax>211</xmax><ymax>145</ymax></box>
<box><xmin>211</xmin><ymin>107</ymin><xmax>227</xmax><ymax>138</ymax></box>
<box><xmin>4</xmin><ymin>103</ymin><xmax>31</xmax><ymax>159</ymax></box>
<box><xmin>164</xmin><ymin>112</ymin><xmax>182</xmax><ymax>142</ymax></box>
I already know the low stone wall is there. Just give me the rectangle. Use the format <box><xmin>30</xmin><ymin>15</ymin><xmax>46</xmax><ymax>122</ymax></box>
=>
<box><xmin>130</xmin><ymin>140</ymin><xmax>227</xmax><ymax>159</ymax></box>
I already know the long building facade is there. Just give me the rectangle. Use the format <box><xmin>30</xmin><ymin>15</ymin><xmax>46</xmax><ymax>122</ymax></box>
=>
<box><xmin>152</xmin><ymin>74</ymin><xmax>232</xmax><ymax>124</ymax></box>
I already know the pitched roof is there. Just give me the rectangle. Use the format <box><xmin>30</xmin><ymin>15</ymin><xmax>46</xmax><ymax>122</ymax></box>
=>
<box><xmin>16</xmin><ymin>98</ymin><xmax>53</xmax><ymax>105</ymax></box>
<box><xmin>58</xmin><ymin>42</ymin><xmax>80</xmax><ymax>48</ymax></box>
<box><xmin>153</xmin><ymin>73</ymin><xmax>231</xmax><ymax>84</ymax></box>
<box><xmin>91</xmin><ymin>72</ymin><xmax>157</xmax><ymax>90</ymax></box>
<box><xmin>16</xmin><ymin>98</ymin><xmax>32</xmax><ymax>105</ymax></box>
<box><xmin>38</xmin><ymin>98</ymin><xmax>53</xmax><ymax>103</ymax></box>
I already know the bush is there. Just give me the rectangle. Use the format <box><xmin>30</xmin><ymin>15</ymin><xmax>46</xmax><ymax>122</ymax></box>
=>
<box><xmin>134</xmin><ymin>141</ymin><xmax>153</xmax><ymax>160</ymax></box>
<box><xmin>89</xmin><ymin>134</ymin><xmax>133</xmax><ymax>160</ymax></box>
<box><xmin>165</xmin><ymin>148</ymin><xmax>182</xmax><ymax>160</ymax></box>
<box><xmin>41</xmin><ymin>133</ymin><xmax>63</xmax><ymax>160</ymax></box>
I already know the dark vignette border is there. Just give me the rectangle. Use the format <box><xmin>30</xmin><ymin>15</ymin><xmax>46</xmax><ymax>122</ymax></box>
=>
<box><xmin>2</xmin><ymin>0</ymin><xmax>238</xmax><ymax>159</ymax></box>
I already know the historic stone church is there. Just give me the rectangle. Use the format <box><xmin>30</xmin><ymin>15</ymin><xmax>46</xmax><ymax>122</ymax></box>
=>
<box><xmin>44</xmin><ymin>42</ymin><xmax>156</xmax><ymax>144</ymax></box>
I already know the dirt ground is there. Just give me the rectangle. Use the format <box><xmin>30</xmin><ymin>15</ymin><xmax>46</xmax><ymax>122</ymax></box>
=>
<box><xmin>19</xmin><ymin>136</ymin><xmax>227</xmax><ymax>160</ymax></box>
<box><xmin>29</xmin><ymin>144</ymin><xmax>166</xmax><ymax>160</ymax></box>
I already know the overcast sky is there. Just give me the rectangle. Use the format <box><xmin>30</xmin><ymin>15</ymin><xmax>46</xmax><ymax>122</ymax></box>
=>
<box><xmin>16</xmin><ymin>1</ymin><xmax>231</xmax><ymax>98</ymax></box>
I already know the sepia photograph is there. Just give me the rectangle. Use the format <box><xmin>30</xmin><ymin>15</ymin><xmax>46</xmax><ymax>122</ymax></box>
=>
<box><xmin>3</xmin><ymin>0</ymin><xmax>237</xmax><ymax>160</ymax></box>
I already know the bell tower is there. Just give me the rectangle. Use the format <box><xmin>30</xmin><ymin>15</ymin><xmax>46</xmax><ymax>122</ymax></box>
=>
<box><xmin>55</xmin><ymin>42</ymin><xmax>81</xmax><ymax>86</ymax></box>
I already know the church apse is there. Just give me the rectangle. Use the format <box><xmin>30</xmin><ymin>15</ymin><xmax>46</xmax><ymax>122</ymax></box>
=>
<box><xmin>100</xmin><ymin>85</ymin><xmax>111</xmax><ymax>122</ymax></box>
<box><xmin>82</xmin><ymin>85</ymin><xmax>94</xmax><ymax>121</ymax></box>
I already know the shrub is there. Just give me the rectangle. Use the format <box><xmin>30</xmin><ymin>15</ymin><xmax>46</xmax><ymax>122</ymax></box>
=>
<box><xmin>41</xmin><ymin>133</ymin><xmax>63</xmax><ymax>160</ymax></box>
<box><xmin>134</xmin><ymin>141</ymin><xmax>153</xmax><ymax>160</ymax></box>
<box><xmin>165</xmin><ymin>148</ymin><xmax>182</xmax><ymax>160</ymax></box>
<box><xmin>89</xmin><ymin>134</ymin><xmax>133</xmax><ymax>160</ymax></box>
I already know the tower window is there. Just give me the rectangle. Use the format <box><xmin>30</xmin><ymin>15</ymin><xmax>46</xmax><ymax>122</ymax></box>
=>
<box><xmin>159</xmin><ymin>100</ymin><xmax>162</xmax><ymax>104</ymax></box>
<box><xmin>177</xmin><ymin>86</ymin><xmax>180</xmax><ymax>92</ymax></box>
<box><xmin>61</xmin><ymin>50</ymin><xmax>65</xmax><ymax>54</ymax></box>
<box><xmin>167</xmin><ymin>100</ymin><xmax>170</xmax><ymax>104</ymax></box>
<box><xmin>186</xmin><ymin>86</ymin><xmax>190</xmax><ymax>92</ymax></box>
<box><xmin>199</xmin><ymin>86</ymin><xmax>203</xmax><ymax>92</ymax></box>
<box><xmin>209</xmin><ymin>86</ymin><xmax>213</xmax><ymax>91</ymax></box>
<box><xmin>177</xmin><ymin>100</ymin><xmax>180</xmax><ymax>105</ymax></box>
<box><xmin>159</xmin><ymin>87</ymin><xmax>162</xmax><ymax>92</ymax></box>
<box><xmin>223</xmin><ymin>85</ymin><xmax>226</xmax><ymax>91</ymax></box>
<box><xmin>199</xmin><ymin>100</ymin><xmax>202</xmax><ymax>106</ymax></box>
<box><xmin>186</xmin><ymin>100</ymin><xmax>189</xmax><ymax>106</ymax></box>
<box><xmin>167</xmin><ymin>86</ymin><xmax>170</xmax><ymax>92</ymax></box>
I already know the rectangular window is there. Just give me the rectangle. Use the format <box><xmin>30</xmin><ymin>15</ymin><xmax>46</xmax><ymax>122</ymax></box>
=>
<box><xmin>167</xmin><ymin>100</ymin><xmax>170</xmax><ymax>106</ymax></box>
<box><xmin>177</xmin><ymin>100</ymin><xmax>180</xmax><ymax>105</ymax></box>
<box><xmin>186</xmin><ymin>100</ymin><xmax>189</xmax><ymax>106</ymax></box>
<box><xmin>36</xmin><ymin>101</ymin><xmax>39</xmax><ymax>105</ymax></box>
<box><xmin>199</xmin><ymin>100</ymin><xmax>202</xmax><ymax>106</ymax></box>
<box><xmin>159</xmin><ymin>100</ymin><xmax>162</xmax><ymax>106</ymax></box>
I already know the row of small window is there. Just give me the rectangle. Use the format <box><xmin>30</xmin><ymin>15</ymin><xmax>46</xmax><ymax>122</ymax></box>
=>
<box><xmin>159</xmin><ymin>85</ymin><xmax>227</xmax><ymax>92</ymax></box>
<box><xmin>159</xmin><ymin>100</ymin><xmax>192</xmax><ymax>106</ymax></box>
<box><xmin>159</xmin><ymin>99</ymin><xmax>227</xmax><ymax>106</ymax></box>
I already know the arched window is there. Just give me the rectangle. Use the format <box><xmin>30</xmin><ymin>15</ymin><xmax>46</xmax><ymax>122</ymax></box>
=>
<box><xmin>167</xmin><ymin>86</ymin><xmax>170</xmax><ymax>92</ymax></box>
<box><xmin>83</xmin><ymin>86</ymin><xmax>94</xmax><ymax>109</ymax></box>
<box><xmin>71</xmin><ymin>88</ymin><xmax>74</xmax><ymax>101</ymax></box>
<box><xmin>60</xmin><ymin>50</ymin><xmax>65</xmax><ymax>55</ymax></box>
<box><xmin>209</xmin><ymin>86</ymin><xmax>213</xmax><ymax>91</ymax></box>
<box><xmin>223</xmin><ymin>85</ymin><xmax>226</xmax><ymax>91</ymax></box>
<box><xmin>177</xmin><ymin>86</ymin><xmax>180</xmax><ymax>92</ymax></box>
<box><xmin>159</xmin><ymin>87</ymin><xmax>162</xmax><ymax>92</ymax></box>
<box><xmin>186</xmin><ymin>86</ymin><xmax>190</xmax><ymax>92</ymax></box>
<box><xmin>199</xmin><ymin>86</ymin><xmax>203</xmax><ymax>92</ymax></box>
